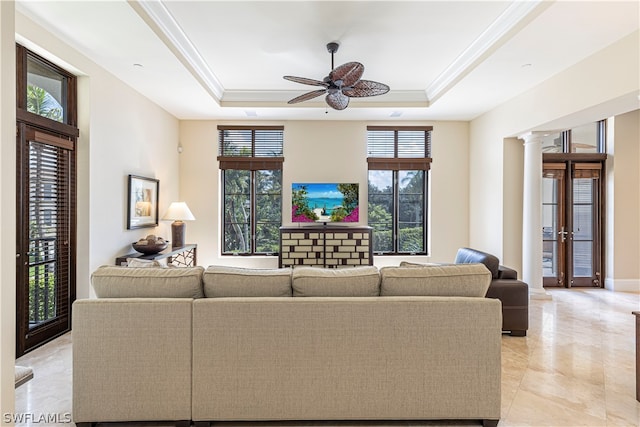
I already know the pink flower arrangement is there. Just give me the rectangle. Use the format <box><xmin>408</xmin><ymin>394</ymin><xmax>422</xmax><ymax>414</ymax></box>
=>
<box><xmin>342</xmin><ymin>206</ymin><xmax>359</xmax><ymax>222</ymax></box>
<box><xmin>292</xmin><ymin>205</ymin><xmax>315</xmax><ymax>222</ymax></box>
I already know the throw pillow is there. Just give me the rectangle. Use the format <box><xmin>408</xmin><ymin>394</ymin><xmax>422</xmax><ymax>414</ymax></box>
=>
<box><xmin>126</xmin><ymin>258</ymin><xmax>165</xmax><ymax>268</ymax></box>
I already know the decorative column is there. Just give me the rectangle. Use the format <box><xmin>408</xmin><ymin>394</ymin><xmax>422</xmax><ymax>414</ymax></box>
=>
<box><xmin>520</xmin><ymin>132</ymin><xmax>551</xmax><ymax>299</ymax></box>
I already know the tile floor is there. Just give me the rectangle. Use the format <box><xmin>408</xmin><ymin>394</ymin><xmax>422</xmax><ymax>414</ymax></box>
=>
<box><xmin>13</xmin><ymin>288</ymin><xmax>640</xmax><ymax>427</ymax></box>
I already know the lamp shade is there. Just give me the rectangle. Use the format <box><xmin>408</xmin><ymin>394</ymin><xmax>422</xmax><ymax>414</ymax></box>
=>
<box><xmin>162</xmin><ymin>202</ymin><xmax>195</xmax><ymax>221</ymax></box>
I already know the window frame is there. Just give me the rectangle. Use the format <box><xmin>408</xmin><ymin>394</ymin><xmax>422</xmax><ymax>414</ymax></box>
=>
<box><xmin>218</xmin><ymin>126</ymin><xmax>284</xmax><ymax>256</ymax></box>
<box><xmin>15</xmin><ymin>44</ymin><xmax>79</xmax><ymax>356</ymax></box>
<box><xmin>367</xmin><ymin>126</ymin><xmax>432</xmax><ymax>255</ymax></box>
<box><xmin>544</xmin><ymin>121</ymin><xmax>606</xmax><ymax>154</ymax></box>
<box><xmin>16</xmin><ymin>44</ymin><xmax>78</xmax><ymax>135</ymax></box>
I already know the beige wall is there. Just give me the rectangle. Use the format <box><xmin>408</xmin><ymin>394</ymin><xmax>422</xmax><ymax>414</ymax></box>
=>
<box><xmin>0</xmin><ymin>1</ymin><xmax>16</xmax><ymax>420</ymax></box>
<box><xmin>470</xmin><ymin>30</ymin><xmax>639</xmax><ymax>284</ymax></box>
<box><xmin>179</xmin><ymin>120</ymin><xmax>470</xmax><ymax>267</ymax></box>
<box><xmin>606</xmin><ymin>110</ymin><xmax>640</xmax><ymax>291</ymax></box>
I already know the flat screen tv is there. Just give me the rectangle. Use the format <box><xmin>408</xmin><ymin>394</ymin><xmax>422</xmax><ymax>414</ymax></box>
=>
<box><xmin>292</xmin><ymin>183</ymin><xmax>359</xmax><ymax>223</ymax></box>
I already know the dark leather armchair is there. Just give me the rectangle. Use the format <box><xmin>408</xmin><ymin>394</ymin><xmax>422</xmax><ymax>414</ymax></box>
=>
<box><xmin>455</xmin><ymin>247</ymin><xmax>529</xmax><ymax>336</ymax></box>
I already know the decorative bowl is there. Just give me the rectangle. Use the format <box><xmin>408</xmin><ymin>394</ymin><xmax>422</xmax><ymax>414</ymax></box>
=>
<box><xmin>132</xmin><ymin>241</ymin><xmax>169</xmax><ymax>255</ymax></box>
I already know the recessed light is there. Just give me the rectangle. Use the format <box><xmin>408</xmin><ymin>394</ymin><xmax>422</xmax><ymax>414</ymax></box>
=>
<box><xmin>133</xmin><ymin>63</ymin><xmax>144</xmax><ymax>68</ymax></box>
<box><xmin>521</xmin><ymin>63</ymin><xmax>532</xmax><ymax>68</ymax></box>
<box><xmin>390</xmin><ymin>111</ymin><xmax>403</xmax><ymax>117</ymax></box>
<box><xmin>245</xmin><ymin>110</ymin><xmax>258</xmax><ymax>117</ymax></box>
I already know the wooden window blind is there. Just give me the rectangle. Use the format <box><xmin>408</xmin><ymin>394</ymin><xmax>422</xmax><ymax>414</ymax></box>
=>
<box><xmin>217</xmin><ymin>126</ymin><xmax>284</xmax><ymax>170</ymax></box>
<box><xmin>573</xmin><ymin>163</ymin><xmax>601</xmax><ymax>179</ymax></box>
<box><xmin>366</xmin><ymin>126</ymin><xmax>433</xmax><ymax>170</ymax></box>
<box><xmin>543</xmin><ymin>163</ymin><xmax>566</xmax><ymax>179</ymax></box>
<box><xmin>27</xmin><ymin>140</ymin><xmax>73</xmax><ymax>322</ymax></box>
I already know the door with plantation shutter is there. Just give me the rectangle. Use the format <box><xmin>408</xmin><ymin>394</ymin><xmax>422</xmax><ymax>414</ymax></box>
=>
<box><xmin>16</xmin><ymin>124</ymin><xmax>76</xmax><ymax>355</ymax></box>
<box><xmin>542</xmin><ymin>160</ymin><xmax>604</xmax><ymax>288</ymax></box>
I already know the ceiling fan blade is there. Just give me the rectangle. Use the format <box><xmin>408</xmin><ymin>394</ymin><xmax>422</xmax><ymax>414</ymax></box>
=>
<box><xmin>329</xmin><ymin>62</ymin><xmax>364</xmax><ymax>87</ymax></box>
<box><xmin>287</xmin><ymin>89</ymin><xmax>327</xmax><ymax>104</ymax></box>
<box><xmin>326</xmin><ymin>91</ymin><xmax>349</xmax><ymax>110</ymax></box>
<box><xmin>343</xmin><ymin>80</ymin><xmax>390</xmax><ymax>97</ymax></box>
<box><xmin>283</xmin><ymin>76</ymin><xmax>329</xmax><ymax>87</ymax></box>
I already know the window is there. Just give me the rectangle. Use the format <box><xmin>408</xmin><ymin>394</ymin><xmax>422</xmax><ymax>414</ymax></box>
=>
<box><xmin>367</xmin><ymin>126</ymin><xmax>432</xmax><ymax>254</ymax></box>
<box><xmin>569</xmin><ymin>122</ymin><xmax>605</xmax><ymax>153</ymax></box>
<box><xmin>218</xmin><ymin>126</ymin><xmax>284</xmax><ymax>255</ymax></box>
<box><xmin>17</xmin><ymin>45</ymin><xmax>76</xmax><ymax>127</ymax></box>
<box><xmin>541</xmin><ymin>121</ymin><xmax>606</xmax><ymax>154</ymax></box>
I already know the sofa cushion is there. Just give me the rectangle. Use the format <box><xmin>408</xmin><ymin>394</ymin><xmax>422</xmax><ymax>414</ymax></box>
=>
<box><xmin>91</xmin><ymin>266</ymin><xmax>205</xmax><ymax>298</ymax></box>
<box><xmin>454</xmin><ymin>247</ymin><xmax>500</xmax><ymax>279</ymax></box>
<box><xmin>203</xmin><ymin>266</ymin><xmax>292</xmax><ymax>297</ymax></box>
<box><xmin>292</xmin><ymin>266</ymin><xmax>380</xmax><ymax>297</ymax></box>
<box><xmin>126</xmin><ymin>258</ymin><xmax>167</xmax><ymax>268</ymax></box>
<box><xmin>380</xmin><ymin>264</ymin><xmax>491</xmax><ymax>297</ymax></box>
<box><xmin>399</xmin><ymin>261</ymin><xmax>446</xmax><ymax>267</ymax></box>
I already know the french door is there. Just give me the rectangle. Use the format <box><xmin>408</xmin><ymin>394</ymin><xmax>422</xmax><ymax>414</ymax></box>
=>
<box><xmin>542</xmin><ymin>160</ymin><xmax>603</xmax><ymax>287</ymax></box>
<box><xmin>16</xmin><ymin>124</ymin><xmax>76</xmax><ymax>355</ymax></box>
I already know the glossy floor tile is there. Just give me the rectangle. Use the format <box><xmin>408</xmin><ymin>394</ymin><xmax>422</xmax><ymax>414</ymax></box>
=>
<box><xmin>13</xmin><ymin>288</ymin><xmax>640</xmax><ymax>426</ymax></box>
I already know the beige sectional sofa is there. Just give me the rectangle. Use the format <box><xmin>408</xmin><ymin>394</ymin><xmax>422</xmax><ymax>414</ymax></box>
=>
<box><xmin>73</xmin><ymin>264</ymin><xmax>502</xmax><ymax>427</ymax></box>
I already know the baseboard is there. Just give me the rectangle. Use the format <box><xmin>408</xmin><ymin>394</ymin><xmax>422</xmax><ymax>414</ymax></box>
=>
<box><xmin>604</xmin><ymin>278</ymin><xmax>640</xmax><ymax>292</ymax></box>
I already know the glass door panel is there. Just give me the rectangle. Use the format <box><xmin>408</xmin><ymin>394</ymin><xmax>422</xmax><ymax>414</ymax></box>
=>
<box><xmin>570</xmin><ymin>169</ymin><xmax>600</xmax><ymax>286</ymax></box>
<box><xmin>542</xmin><ymin>165</ymin><xmax>566</xmax><ymax>286</ymax></box>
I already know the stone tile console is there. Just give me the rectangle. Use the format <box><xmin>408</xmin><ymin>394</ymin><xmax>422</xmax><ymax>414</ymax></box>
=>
<box><xmin>279</xmin><ymin>226</ymin><xmax>373</xmax><ymax>268</ymax></box>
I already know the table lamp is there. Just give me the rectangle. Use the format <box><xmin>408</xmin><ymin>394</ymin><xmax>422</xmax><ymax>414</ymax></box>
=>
<box><xmin>162</xmin><ymin>202</ymin><xmax>195</xmax><ymax>248</ymax></box>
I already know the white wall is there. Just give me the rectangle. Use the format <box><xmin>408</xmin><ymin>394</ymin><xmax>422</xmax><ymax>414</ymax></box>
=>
<box><xmin>179</xmin><ymin>120</ymin><xmax>470</xmax><ymax>267</ymax></box>
<box><xmin>0</xmin><ymin>1</ymin><xmax>16</xmax><ymax>420</ymax></box>
<box><xmin>470</xmin><ymin>30</ymin><xmax>639</xmax><ymax>280</ymax></box>
<box><xmin>15</xmin><ymin>12</ymin><xmax>181</xmax><ymax>299</ymax></box>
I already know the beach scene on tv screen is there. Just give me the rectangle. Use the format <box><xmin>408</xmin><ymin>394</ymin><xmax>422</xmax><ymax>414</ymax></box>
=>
<box><xmin>292</xmin><ymin>183</ymin><xmax>359</xmax><ymax>223</ymax></box>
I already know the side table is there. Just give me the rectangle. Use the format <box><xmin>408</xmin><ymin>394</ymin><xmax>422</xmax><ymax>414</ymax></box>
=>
<box><xmin>115</xmin><ymin>243</ymin><xmax>197</xmax><ymax>267</ymax></box>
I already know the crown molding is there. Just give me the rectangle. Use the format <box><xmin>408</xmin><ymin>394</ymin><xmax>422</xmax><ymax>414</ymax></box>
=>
<box><xmin>130</xmin><ymin>0</ymin><xmax>550</xmax><ymax>111</ymax></box>
<box><xmin>129</xmin><ymin>0</ymin><xmax>224</xmax><ymax>102</ymax></box>
<box><xmin>425</xmin><ymin>0</ymin><xmax>551</xmax><ymax>105</ymax></box>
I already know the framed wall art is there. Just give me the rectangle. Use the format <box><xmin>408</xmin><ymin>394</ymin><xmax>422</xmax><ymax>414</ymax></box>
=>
<box><xmin>127</xmin><ymin>174</ymin><xmax>159</xmax><ymax>229</ymax></box>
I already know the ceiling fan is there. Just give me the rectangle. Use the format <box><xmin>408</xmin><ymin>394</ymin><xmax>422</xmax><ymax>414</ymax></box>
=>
<box><xmin>283</xmin><ymin>42</ymin><xmax>390</xmax><ymax>110</ymax></box>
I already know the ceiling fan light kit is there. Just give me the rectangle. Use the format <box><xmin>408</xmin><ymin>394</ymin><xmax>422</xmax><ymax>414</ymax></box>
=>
<box><xmin>284</xmin><ymin>42</ymin><xmax>390</xmax><ymax>110</ymax></box>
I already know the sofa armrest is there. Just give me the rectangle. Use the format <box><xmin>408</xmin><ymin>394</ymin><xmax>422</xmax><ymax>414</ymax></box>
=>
<box><xmin>487</xmin><ymin>279</ymin><xmax>528</xmax><ymax>305</ymax></box>
<box><xmin>486</xmin><ymin>279</ymin><xmax>529</xmax><ymax>334</ymax></box>
<box><xmin>72</xmin><ymin>298</ymin><xmax>193</xmax><ymax>423</ymax></box>
<box><xmin>498</xmin><ymin>265</ymin><xmax>518</xmax><ymax>280</ymax></box>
